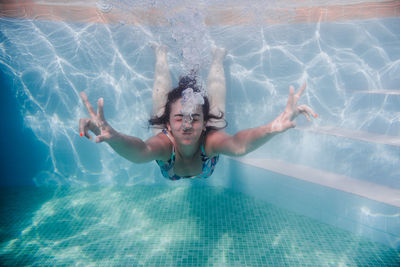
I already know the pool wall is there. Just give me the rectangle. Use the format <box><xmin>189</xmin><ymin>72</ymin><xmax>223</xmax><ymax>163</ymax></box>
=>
<box><xmin>163</xmin><ymin>153</ymin><xmax>399</xmax><ymax>250</ymax></box>
<box><xmin>224</xmin><ymin>158</ymin><xmax>400</xmax><ymax>250</ymax></box>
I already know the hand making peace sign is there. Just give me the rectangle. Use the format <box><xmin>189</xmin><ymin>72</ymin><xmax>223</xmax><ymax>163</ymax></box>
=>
<box><xmin>79</xmin><ymin>92</ymin><xmax>117</xmax><ymax>143</ymax></box>
<box><xmin>270</xmin><ymin>83</ymin><xmax>317</xmax><ymax>133</ymax></box>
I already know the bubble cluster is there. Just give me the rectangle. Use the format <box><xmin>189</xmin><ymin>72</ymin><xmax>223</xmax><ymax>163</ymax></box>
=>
<box><xmin>180</xmin><ymin>87</ymin><xmax>206</xmax><ymax>128</ymax></box>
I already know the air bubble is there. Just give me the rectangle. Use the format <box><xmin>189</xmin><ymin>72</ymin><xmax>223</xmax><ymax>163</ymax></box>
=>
<box><xmin>96</xmin><ymin>0</ymin><xmax>113</xmax><ymax>13</ymax></box>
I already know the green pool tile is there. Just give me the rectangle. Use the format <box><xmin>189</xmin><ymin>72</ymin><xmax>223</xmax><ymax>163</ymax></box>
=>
<box><xmin>0</xmin><ymin>186</ymin><xmax>399</xmax><ymax>266</ymax></box>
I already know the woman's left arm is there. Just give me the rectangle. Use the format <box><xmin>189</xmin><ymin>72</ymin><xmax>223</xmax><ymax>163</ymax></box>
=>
<box><xmin>208</xmin><ymin>83</ymin><xmax>316</xmax><ymax>157</ymax></box>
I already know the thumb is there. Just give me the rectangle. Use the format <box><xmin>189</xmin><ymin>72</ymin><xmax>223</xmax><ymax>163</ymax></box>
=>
<box><xmin>95</xmin><ymin>135</ymin><xmax>106</xmax><ymax>143</ymax></box>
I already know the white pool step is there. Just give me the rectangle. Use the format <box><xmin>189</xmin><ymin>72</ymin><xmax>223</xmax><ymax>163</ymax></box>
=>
<box><xmin>296</xmin><ymin>126</ymin><xmax>400</xmax><ymax>147</ymax></box>
<box><xmin>231</xmin><ymin>157</ymin><xmax>400</xmax><ymax>208</ymax></box>
<box><xmin>355</xmin><ymin>90</ymin><xmax>400</xmax><ymax>95</ymax></box>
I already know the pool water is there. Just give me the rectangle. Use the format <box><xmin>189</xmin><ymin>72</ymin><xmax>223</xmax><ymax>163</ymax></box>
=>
<box><xmin>1</xmin><ymin>185</ymin><xmax>398</xmax><ymax>266</ymax></box>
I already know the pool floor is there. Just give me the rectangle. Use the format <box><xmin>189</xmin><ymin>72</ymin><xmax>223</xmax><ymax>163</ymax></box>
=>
<box><xmin>0</xmin><ymin>186</ymin><xmax>399</xmax><ymax>266</ymax></box>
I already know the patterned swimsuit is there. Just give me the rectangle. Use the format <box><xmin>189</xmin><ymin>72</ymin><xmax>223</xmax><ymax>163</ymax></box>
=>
<box><xmin>156</xmin><ymin>129</ymin><xmax>219</xmax><ymax>180</ymax></box>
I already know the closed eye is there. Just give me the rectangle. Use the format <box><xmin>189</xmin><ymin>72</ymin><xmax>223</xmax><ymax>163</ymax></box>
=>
<box><xmin>173</xmin><ymin>114</ymin><xmax>201</xmax><ymax>122</ymax></box>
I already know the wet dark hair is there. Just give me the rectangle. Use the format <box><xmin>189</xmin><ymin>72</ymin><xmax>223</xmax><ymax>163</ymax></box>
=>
<box><xmin>149</xmin><ymin>76</ymin><xmax>227</xmax><ymax>133</ymax></box>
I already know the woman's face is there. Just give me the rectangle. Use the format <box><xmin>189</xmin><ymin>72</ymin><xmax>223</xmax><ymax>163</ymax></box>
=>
<box><xmin>167</xmin><ymin>98</ymin><xmax>206</xmax><ymax>145</ymax></box>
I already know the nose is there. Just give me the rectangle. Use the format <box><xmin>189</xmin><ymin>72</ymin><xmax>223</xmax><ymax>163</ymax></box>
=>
<box><xmin>181</xmin><ymin>121</ymin><xmax>193</xmax><ymax>130</ymax></box>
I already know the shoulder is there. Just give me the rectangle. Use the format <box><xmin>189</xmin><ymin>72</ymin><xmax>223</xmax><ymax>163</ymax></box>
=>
<box><xmin>145</xmin><ymin>131</ymin><xmax>173</xmax><ymax>161</ymax></box>
<box><xmin>204</xmin><ymin>130</ymin><xmax>232</xmax><ymax>157</ymax></box>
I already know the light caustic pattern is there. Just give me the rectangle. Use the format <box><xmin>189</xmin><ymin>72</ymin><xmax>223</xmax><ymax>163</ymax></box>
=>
<box><xmin>0</xmin><ymin>4</ymin><xmax>400</xmax><ymax>186</ymax></box>
<box><xmin>1</xmin><ymin>186</ymin><xmax>399</xmax><ymax>266</ymax></box>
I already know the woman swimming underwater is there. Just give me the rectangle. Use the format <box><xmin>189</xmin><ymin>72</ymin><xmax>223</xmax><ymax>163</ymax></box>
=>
<box><xmin>79</xmin><ymin>45</ymin><xmax>316</xmax><ymax>180</ymax></box>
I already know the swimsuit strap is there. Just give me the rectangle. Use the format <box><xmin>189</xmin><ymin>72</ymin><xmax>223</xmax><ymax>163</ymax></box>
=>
<box><xmin>162</xmin><ymin>129</ymin><xmax>173</xmax><ymax>143</ymax></box>
<box><xmin>200</xmin><ymin>143</ymin><xmax>206</xmax><ymax>155</ymax></box>
<box><xmin>200</xmin><ymin>144</ymin><xmax>209</xmax><ymax>160</ymax></box>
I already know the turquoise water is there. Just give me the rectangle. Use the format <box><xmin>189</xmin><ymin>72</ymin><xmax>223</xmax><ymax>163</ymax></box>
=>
<box><xmin>0</xmin><ymin>16</ymin><xmax>399</xmax><ymax>186</ymax></box>
<box><xmin>1</xmin><ymin>186</ymin><xmax>398</xmax><ymax>266</ymax></box>
<box><xmin>0</xmin><ymin>3</ymin><xmax>400</xmax><ymax>266</ymax></box>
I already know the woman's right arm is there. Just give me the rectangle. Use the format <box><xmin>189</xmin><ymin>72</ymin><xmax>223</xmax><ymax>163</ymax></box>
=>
<box><xmin>79</xmin><ymin>92</ymin><xmax>169</xmax><ymax>163</ymax></box>
<box><xmin>106</xmin><ymin>133</ymin><xmax>170</xmax><ymax>163</ymax></box>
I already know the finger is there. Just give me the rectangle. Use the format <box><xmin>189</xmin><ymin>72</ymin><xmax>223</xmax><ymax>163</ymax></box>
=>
<box><xmin>298</xmin><ymin>105</ymin><xmax>314</xmax><ymax>121</ymax></box>
<box><xmin>286</xmin><ymin>86</ymin><xmax>295</xmax><ymax>109</ymax></box>
<box><xmin>79</xmin><ymin>118</ymin><xmax>92</xmax><ymax>139</ymax></box>
<box><xmin>84</xmin><ymin>120</ymin><xmax>92</xmax><ymax>139</ymax></box>
<box><xmin>295</xmin><ymin>82</ymin><xmax>307</xmax><ymax>98</ymax></box>
<box><xmin>302</xmin><ymin>111</ymin><xmax>311</xmax><ymax>121</ymax></box>
<box><xmin>80</xmin><ymin>92</ymin><xmax>97</xmax><ymax>118</ymax></box>
<box><xmin>97</xmin><ymin>98</ymin><xmax>105</xmax><ymax>121</ymax></box>
<box><xmin>299</xmin><ymin>104</ymin><xmax>317</xmax><ymax>118</ymax></box>
<box><xmin>292</xmin><ymin>83</ymin><xmax>306</xmax><ymax>106</ymax></box>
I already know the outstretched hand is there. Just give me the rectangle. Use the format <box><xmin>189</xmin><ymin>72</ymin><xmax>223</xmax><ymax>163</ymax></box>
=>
<box><xmin>79</xmin><ymin>92</ymin><xmax>116</xmax><ymax>143</ymax></box>
<box><xmin>270</xmin><ymin>83</ymin><xmax>316</xmax><ymax>133</ymax></box>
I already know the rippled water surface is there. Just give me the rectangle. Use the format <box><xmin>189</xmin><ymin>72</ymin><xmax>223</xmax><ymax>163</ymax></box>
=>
<box><xmin>0</xmin><ymin>15</ymin><xmax>399</xmax><ymax>186</ymax></box>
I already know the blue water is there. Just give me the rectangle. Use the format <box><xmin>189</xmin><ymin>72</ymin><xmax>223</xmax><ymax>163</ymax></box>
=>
<box><xmin>0</xmin><ymin>6</ymin><xmax>399</xmax><ymax>265</ymax></box>
<box><xmin>0</xmin><ymin>71</ymin><xmax>48</xmax><ymax>186</ymax></box>
<box><xmin>0</xmin><ymin>16</ymin><xmax>399</xmax><ymax>186</ymax></box>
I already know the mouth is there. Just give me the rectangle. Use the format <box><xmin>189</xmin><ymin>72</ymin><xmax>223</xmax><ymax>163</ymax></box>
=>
<box><xmin>182</xmin><ymin>129</ymin><xmax>195</xmax><ymax>135</ymax></box>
